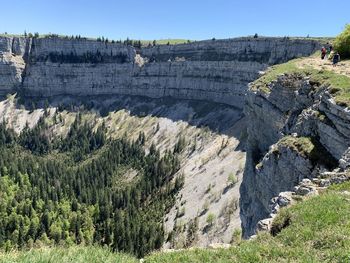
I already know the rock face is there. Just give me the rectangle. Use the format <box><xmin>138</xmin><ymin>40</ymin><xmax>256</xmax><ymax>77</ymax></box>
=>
<box><xmin>240</xmin><ymin>74</ymin><xmax>350</xmax><ymax>238</ymax></box>
<box><xmin>0</xmin><ymin>36</ymin><xmax>319</xmax><ymax>108</ymax></box>
<box><xmin>0</xmin><ymin>37</ymin><xmax>29</xmax><ymax>93</ymax></box>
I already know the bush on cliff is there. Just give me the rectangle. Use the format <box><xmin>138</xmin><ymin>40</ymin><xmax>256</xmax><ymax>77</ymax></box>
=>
<box><xmin>334</xmin><ymin>24</ymin><xmax>350</xmax><ymax>58</ymax></box>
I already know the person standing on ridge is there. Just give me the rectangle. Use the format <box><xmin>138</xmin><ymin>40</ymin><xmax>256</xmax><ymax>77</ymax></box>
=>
<box><xmin>333</xmin><ymin>52</ymin><xmax>340</xmax><ymax>67</ymax></box>
<box><xmin>329</xmin><ymin>44</ymin><xmax>333</xmax><ymax>53</ymax></box>
<box><xmin>321</xmin><ymin>47</ymin><xmax>327</xmax><ymax>59</ymax></box>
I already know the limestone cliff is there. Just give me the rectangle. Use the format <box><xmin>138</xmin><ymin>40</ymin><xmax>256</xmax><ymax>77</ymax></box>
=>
<box><xmin>0</xmin><ymin>36</ymin><xmax>319</xmax><ymax>108</ymax></box>
<box><xmin>0</xmin><ymin>37</ymin><xmax>29</xmax><ymax>93</ymax></box>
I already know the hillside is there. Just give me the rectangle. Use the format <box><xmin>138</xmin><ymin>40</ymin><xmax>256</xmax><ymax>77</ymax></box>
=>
<box><xmin>0</xmin><ymin>36</ymin><xmax>320</xmax><ymax>253</ymax></box>
<box><xmin>0</xmin><ymin>94</ymin><xmax>246</xmax><ymax>255</ymax></box>
<box><xmin>0</xmin><ymin>32</ymin><xmax>350</xmax><ymax>262</ymax></box>
<box><xmin>0</xmin><ymin>52</ymin><xmax>349</xmax><ymax>262</ymax></box>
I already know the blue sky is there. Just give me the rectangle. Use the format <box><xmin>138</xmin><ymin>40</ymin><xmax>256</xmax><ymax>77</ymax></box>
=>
<box><xmin>1</xmin><ymin>0</ymin><xmax>349</xmax><ymax>40</ymax></box>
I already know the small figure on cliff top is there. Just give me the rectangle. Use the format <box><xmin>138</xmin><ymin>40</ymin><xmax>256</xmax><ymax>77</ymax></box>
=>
<box><xmin>332</xmin><ymin>52</ymin><xmax>340</xmax><ymax>66</ymax></box>
<box><xmin>321</xmin><ymin>47</ymin><xmax>327</xmax><ymax>59</ymax></box>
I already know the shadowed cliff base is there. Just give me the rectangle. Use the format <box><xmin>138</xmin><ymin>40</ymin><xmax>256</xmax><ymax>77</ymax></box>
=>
<box><xmin>12</xmin><ymin>93</ymin><xmax>246</xmax><ymax>140</ymax></box>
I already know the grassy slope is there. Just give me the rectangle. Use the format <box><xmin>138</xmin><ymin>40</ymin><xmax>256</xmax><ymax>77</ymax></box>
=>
<box><xmin>251</xmin><ymin>56</ymin><xmax>350</xmax><ymax>106</ymax></box>
<box><xmin>145</xmin><ymin>181</ymin><xmax>350</xmax><ymax>262</ymax></box>
<box><xmin>0</xmin><ymin>246</ymin><xmax>137</xmax><ymax>263</ymax></box>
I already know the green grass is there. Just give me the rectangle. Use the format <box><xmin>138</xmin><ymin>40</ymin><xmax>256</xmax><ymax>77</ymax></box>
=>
<box><xmin>251</xmin><ymin>57</ymin><xmax>350</xmax><ymax>107</ymax></box>
<box><xmin>0</xmin><ymin>246</ymin><xmax>137</xmax><ymax>263</ymax></box>
<box><xmin>278</xmin><ymin>136</ymin><xmax>315</xmax><ymax>157</ymax></box>
<box><xmin>145</xmin><ymin>183</ymin><xmax>350</xmax><ymax>262</ymax></box>
<box><xmin>311</xmin><ymin>69</ymin><xmax>350</xmax><ymax>106</ymax></box>
<box><xmin>277</xmin><ymin>136</ymin><xmax>337</xmax><ymax>168</ymax></box>
<box><xmin>251</xmin><ymin>59</ymin><xmax>302</xmax><ymax>93</ymax></box>
<box><xmin>328</xmin><ymin>179</ymin><xmax>350</xmax><ymax>191</ymax></box>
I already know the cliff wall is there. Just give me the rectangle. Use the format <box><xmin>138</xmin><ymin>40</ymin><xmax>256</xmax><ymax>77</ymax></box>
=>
<box><xmin>0</xmin><ymin>37</ymin><xmax>28</xmax><ymax>93</ymax></box>
<box><xmin>240</xmin><ymin>72</ymin><xmax>350</xmax><ymax>237</ymax></box>
<box><xmin>0</xmin><ymin>36</ymin><xmax>319</xmax><ymax>108</ymax></box>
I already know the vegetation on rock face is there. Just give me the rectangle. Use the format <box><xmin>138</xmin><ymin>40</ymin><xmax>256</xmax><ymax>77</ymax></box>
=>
<box><xmin>250</xmin><ymin>59</ymin><xmax>300</xmax><ymax>93</ymax></box>
<box><xmin>334</xmin><ymin>24</ymin><xmax>350</xmax><ymax>59</ymax></box>
<box><xmin>278</xmin><ymin>136</ymin><xmax>315</xmax><ymax>157</ymax></box>
<box><xmin>311</xmin><ymin>68</ymin><xmax>350</xmax><ymax>107</ymax></box>
<box><xmin>278</xmin><ymin>136</ymin><xmax>337</xmax><ymax>168</ymax></box>
<box><xmin>41</xmin><ymin>51</ymin><xmax>129</xmax><ymax>64</ymax></box>
<box><xmin>0</xmin><ymin>115</ymin><xmax>183</xmax><ymax>258</ymax></box>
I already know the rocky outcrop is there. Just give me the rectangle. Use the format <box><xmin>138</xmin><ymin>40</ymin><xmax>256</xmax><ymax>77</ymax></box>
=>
<box><xmin>0</xmin><ymin>36</ymin><xmax>319</xmax><ymax>108</ymax></box>
<box><xmin>256</xmin><ymin>170</ymin><xmax>350</xmax><ymax>234</ymax></box>
<box><xmin>240</xmin><ymin>73</ymin><xmax>350</xmax><ymax>238</ymax></box>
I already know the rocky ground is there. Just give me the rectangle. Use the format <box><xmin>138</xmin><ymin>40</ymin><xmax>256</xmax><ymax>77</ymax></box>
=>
<box><xmin>296</xmin><ymin>56</ymin><xmax>350</xmax><ymax>76</ymax></box>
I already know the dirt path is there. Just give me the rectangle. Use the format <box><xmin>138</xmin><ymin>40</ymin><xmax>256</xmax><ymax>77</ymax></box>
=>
<box><xmin>296</xmin><ymin>57</ymin><xmax>350</xmax><ymax>77</ymax></box>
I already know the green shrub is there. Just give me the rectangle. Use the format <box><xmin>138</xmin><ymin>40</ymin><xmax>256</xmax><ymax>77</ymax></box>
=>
<box><xmin>227</xmin><ymin>173</ymin><xmax>238</xmax><ymax>186</ymax></box>
<box><xmin>206</xmin><ymin>213</ymin><xmax>216</xmax><ymax>226</ymax></box>
<box><xmin>231</xmin><ymin>228</ymin><xmax>242</xmax><ymax>244</ymax></box>
<box><xmin>270</xmin><ymin>208</ymin><xmax>291</xmax><ymax>236</ymax></box>
<box><xmin>334</xmin><ymin>24</ymin><xmax>350</xmax><ymax>58</ymax></box>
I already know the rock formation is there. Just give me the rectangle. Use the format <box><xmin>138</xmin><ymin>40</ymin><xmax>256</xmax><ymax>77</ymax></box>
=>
<box><xmin>241</xmin><ymin>73</ymin><xmax>350</xmax><ymax>237</ymax></box>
